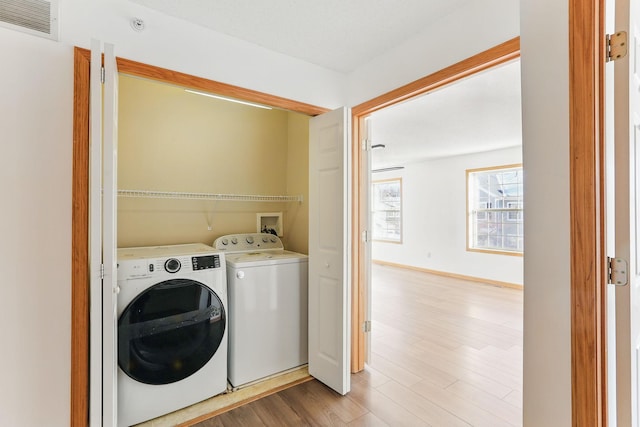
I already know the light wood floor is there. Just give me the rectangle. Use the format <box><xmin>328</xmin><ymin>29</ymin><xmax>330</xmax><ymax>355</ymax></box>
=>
<box><xmin>193</xmin><ymin>264</ymin><xmax>523</xmax><ymax>426</ymax></box>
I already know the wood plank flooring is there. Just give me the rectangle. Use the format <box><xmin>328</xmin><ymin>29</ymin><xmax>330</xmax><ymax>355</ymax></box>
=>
<box><xmin>193</xmin><ymin>264</ymin><xmax>523</xmax><ymax>427</ymax></box>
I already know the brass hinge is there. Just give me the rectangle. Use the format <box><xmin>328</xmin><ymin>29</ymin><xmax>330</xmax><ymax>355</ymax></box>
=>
<box><xmin>608</xmin><ymin>257</ymin><xmax>629</xmax><ymax>286</ymax></box>
<box><xmin>362</xmin><ymin>320</ymin><xmax>372</xmax><ymax>333</ymax></box>
<box><xmin>606</xmin><ymin>31</ymin><xmax>628</xmax><ymax>62</ymax></box>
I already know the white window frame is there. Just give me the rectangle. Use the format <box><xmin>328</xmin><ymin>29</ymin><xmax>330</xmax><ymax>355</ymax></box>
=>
<box><xmin>466</xmin><ymin>164</ymin><xmax>523</xmax><ymax>256</ymax></box>
<box><xmin>372</xmin><ymin>178</ymin><xmax>402</xmax><ymax>243</ymax></box>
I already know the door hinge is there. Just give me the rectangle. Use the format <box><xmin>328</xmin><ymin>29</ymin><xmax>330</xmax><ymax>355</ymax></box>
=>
<box><xmin>362</xmin><ymin>139</ymin><xmax>371</xmax><ymax>151</ymax></box>
<box><xmin>606</xmin><ymin>31</ymin><xmax>628</xmax><ymax>62</ymax></box>
<box><xmin>362</xmin><ymin>229</ymin><xmax>369</xmax><ymax>243</ymax></box>
<box><xmin>100</xmin><ymin>66</ymin><xmax>105</xmax><ymax>84</ymax></box>
<box><xmin>362</xmin><ymin>320</ymin><xmax>372</xmax><ymax>333</ymax></box>
<box><xmin>100</xmin><ymin>263</ymin><xmax>105</xmax><ymax>280</ymax></box>
<box><xmin>608</xmin><ymin>257</ymin><xmax>629</xmax><ymax>286</ymax></box>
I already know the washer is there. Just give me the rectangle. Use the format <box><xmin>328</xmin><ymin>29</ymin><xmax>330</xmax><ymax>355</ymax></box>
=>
<box><xmin>213</xmin><ymin>233</ymin><xmax>308</xmax><ymax>388</ymax></box>
<box><xmin>117</xmin><ymin>243</ymin><xmax>227</xmax><ymax>427</ymax></box>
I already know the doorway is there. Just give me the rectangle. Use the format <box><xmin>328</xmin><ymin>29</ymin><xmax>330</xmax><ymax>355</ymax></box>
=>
<box><xmin>358</xmin><ymin>54</ymin><xmax>524</xmax><ymax>425</ymax></box>
<box><xmin>349</xmin><ymin>37</ymin><xmax>521</xmax><ymax>372</ymax></box>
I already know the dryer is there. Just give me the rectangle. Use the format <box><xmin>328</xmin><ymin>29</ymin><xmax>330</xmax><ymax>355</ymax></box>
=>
<box><xmin>117</xmin><ymin>243</ymin><xmax>227</xmax><ymax>426</ymax></box>
<box><xmin>213</xmin><ymin>233</ymin><xmax>308</xmax><ymax>388</ymax></box>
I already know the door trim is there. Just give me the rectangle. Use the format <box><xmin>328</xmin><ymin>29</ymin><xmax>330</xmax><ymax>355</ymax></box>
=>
<box><xmin>351</xmin><ymin>38</ymin><xmax>520</xmax><ymax>117</ymax></box>
<box><xmin>71</xmin><ymin>47</ymin><xmax>91</xmax><ymax>427</ymax></box>
<box><xmin>70</xmin><ymin>48</ymin><xmax>328</xmax><ymax>425</ymax></box>
<box><xmin>350</xmin><ymin>37</ymin><xmax>521</xmax><ymax>372</ymax></box>
<box><xmin>569</xmin><ymin>0</ymin><xmax>608</xmax><ymax>425</ymax></box>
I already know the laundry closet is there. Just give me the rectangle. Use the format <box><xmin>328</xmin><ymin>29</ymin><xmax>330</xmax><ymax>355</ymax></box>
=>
<box><xmin>117</xmin><ymin>74</ymin><xmax>310</xmax><ymax>253</ymax></box>
<box><xmin>115</xmin><ymin>74</ymin><xmax>313</xmax><ymax>424</ymax></box>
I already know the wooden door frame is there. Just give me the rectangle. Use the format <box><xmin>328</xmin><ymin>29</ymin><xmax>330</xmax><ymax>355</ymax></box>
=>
<box><xmin>70</xmin><ymin>48</ymin><xmax>328</xmax><ymax>426</ymax></box>
<box><xmin>569</xmin><ymin>0</ymin><xmax>608</xmax><ymax>424</ymax></box>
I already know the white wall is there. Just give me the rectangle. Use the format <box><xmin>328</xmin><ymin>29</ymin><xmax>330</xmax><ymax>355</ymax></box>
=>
<box><xmin>372</xmin><ymin>147</ymin><xmax>523</xmax><ymax>286</ymax></box>
<box><xmin>347</xmin><ymin>0</ymin><xmax>520</xmax><ymax>106</ymax></box>
<box><xmin>520</xmin><ymin>0</ymin><xmax>572</xmax><ymax>425</ymax></box>
<box><xmin>60</xmin><ymin>0</ymin><xmax>347</xmax><ymax>109</ymax></box>
<box><xmin>0</xmin><ymin>30</ymin><xmax>73</xmax><ymax>426</ymax></box>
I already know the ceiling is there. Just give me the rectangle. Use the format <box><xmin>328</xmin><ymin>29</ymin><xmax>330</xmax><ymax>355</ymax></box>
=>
<box><xmin>371</xmin><ymin>60</ymin><xmax>522</xmax><ymax>169</ymax></box>
<box><xmin>129</xmin><ymin>0</ymin><xmax>472</xmax><ymax>73</ymax></box>
<box><xmin>128</xmin><ymin>0</ymin><xmax>521</xmax><ymax>168</ymax></box>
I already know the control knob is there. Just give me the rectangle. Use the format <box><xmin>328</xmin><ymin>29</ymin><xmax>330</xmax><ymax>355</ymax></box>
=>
<box><xmin>164</xmin><ymin>258</ymin><xmax>181</xmax><ymax>273</ymax></box>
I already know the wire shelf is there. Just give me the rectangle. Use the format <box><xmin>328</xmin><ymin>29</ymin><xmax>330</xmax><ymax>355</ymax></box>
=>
<box><xmin>117</xmin><ymin>189</ymin><xmax>303</xmax><ymax>203</ymax></box>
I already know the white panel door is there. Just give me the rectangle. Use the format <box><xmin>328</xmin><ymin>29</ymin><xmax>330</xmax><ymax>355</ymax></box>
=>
<box><xmin>88</xmin><ymin>40</ymin><xmax>119</xmax><ymax>427</ymax></box>
<box><xmin>614</xmin><ymin>0</ymin><xmax>640</xmax><ymax>423</ymax></box>
<box><xmin>363</xmin><ymin>117</ymin><xmax>373</xmax><ymax>364</ymax></box>
<box><xmin>605</xmin><ymin>0</ymin><xmax>619</xmax><ymax>425</ymax></box>
<box><xmin>308</xmin><ymin>107</ymin><xmax>351</xmax><ymax>395</ymax></box>
<box><xmin>102</xmin><ymin>42</ymin><xmax>119</xmax><ymax>427</ymax></box>
<box><xmin>89</xmin><ymin>39</ymin><xmax>103</xmax><ymax>427</ymax></box>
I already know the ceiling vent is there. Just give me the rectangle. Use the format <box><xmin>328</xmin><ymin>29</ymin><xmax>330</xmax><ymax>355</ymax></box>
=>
<box><xmin>0</xmin><ymin>0</ymin><xmax>58</xmax><ymax>40</ymax></box>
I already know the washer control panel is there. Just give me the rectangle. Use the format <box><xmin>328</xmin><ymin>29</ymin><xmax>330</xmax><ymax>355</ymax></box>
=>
<box><xmin>118</xmin><ymin>254</ymin><xmax>223</xmax><ymax>279</ymax></box>
<box><xmin>213</xmin><ymin>233</ymin><xmax>283</xmax><ymax>253</ymax></box>
<box><xmin>152</xmin><ymin>254</ymin><xmax>223</xmax><ymax>274</ymax></box>
<box><xmin>117</xmin><ymin>244</ymin><xmax>224</xmax><ymax>281</ymax></box>
<box><xmin>191</xmin><ymin>254</ymin><xmax>221</xmax><ymax>270</ymax></box>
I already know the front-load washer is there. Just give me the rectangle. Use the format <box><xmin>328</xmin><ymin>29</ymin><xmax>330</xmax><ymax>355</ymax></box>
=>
<box><xmin>117</xmin><ymin>243</ymin><xmax>227</xmax><ymax>426</ymax></box>
<box><xmin>213</xmin><ymin>233</ymin><xmax>308</xmax><ymax>388</ymax></box>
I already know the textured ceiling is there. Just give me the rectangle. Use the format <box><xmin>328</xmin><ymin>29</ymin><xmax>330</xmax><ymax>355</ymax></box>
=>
<box><xmin>129</xmin><ymin>0</ymin><xmax>471</xmax><ymax>72</ymax></box>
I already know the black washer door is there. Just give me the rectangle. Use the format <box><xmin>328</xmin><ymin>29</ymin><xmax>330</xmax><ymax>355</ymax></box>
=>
<box><xmin>118</xmin><ymin>278</ymin><xmax>225</xmax><ymax>385</ymax></box>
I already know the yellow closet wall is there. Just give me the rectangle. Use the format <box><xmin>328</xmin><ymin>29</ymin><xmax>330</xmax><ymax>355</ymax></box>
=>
<box><xmin>117</xmin><ymin>75</ymin><xmax>309</xmax><ymax>252</ymax></box>
<box><xmin>282</xmin><ymin>112</ymin><xmax>309</xmax><ymax>254</ymax></box>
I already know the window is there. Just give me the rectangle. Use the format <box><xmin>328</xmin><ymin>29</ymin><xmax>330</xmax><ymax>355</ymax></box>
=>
<box><xmin>467</xmin><ymin>165</ymin><xmax>523</xmax><ymax>255</ymax></box>
<box><xmin>372</xmin><ymin>178</ymin><xmax>402</xmax><ymax>243</ymax></box>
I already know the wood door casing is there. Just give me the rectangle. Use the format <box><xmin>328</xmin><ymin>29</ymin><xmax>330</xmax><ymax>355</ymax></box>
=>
<box><xmin>71</xmin><ymin>47</ymin><xmax>90</xmax><ymax>427</ymax></box>
<box><xmin>569</xmin><ymin>0</ymin><xmax>608</xmax><ymax>424</ymax></box>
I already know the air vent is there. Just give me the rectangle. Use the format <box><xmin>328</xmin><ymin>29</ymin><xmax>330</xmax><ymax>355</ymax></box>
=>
<box><xmin>0</xmin><ymin>0</ymin><xmax>58</xmax><ymax>40</ymax></box>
